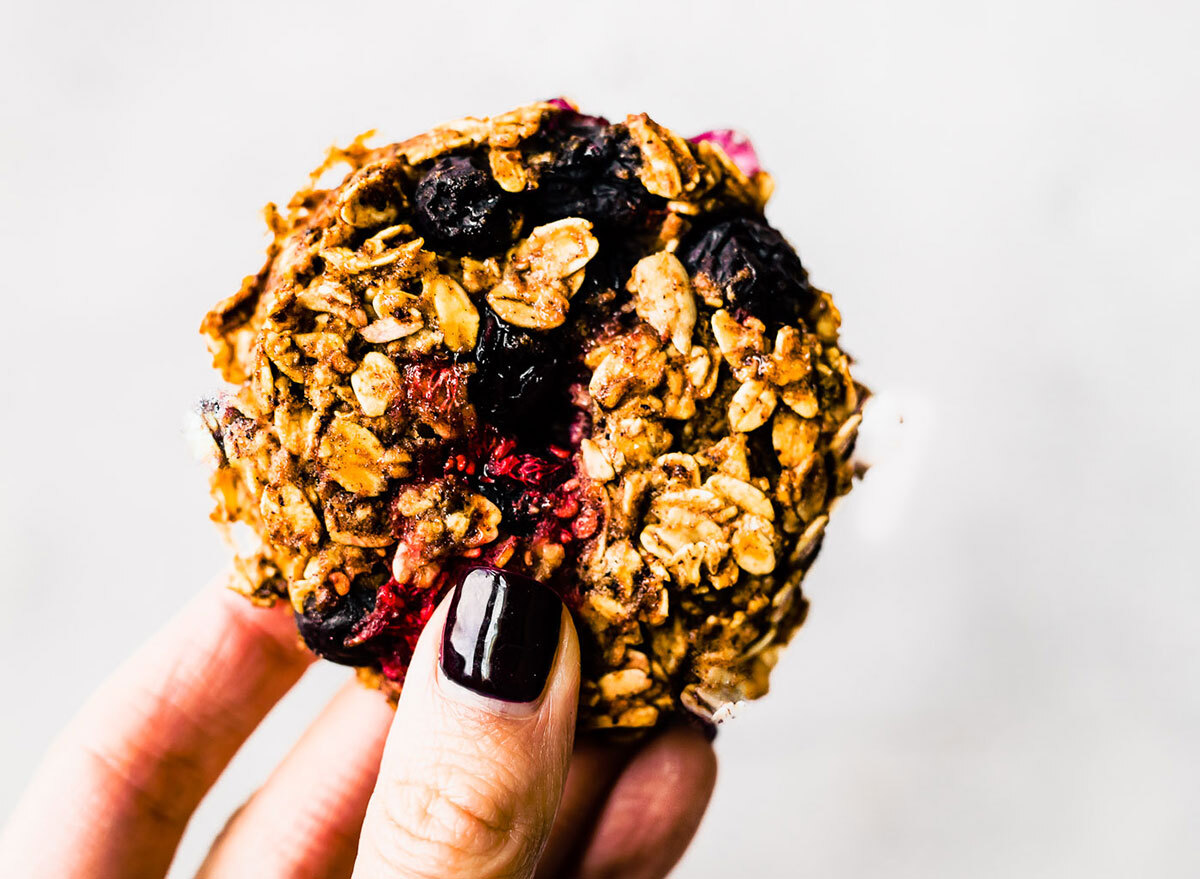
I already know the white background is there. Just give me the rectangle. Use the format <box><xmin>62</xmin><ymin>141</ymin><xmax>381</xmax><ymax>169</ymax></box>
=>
<box><xmin>2</xmin><ymin>1</ymin><xmax>1198</xmax><ymax>876</ymax></box>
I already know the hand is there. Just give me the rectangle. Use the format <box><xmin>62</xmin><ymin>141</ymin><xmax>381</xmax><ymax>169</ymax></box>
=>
<box><xmin>0</xmin><ymin>572</ymin><xmax>716</xmax><ymax>878</ymax></box>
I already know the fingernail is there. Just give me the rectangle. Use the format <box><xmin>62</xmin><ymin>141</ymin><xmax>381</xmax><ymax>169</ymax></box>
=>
<box><xmin>440</xmin><ymin>566</ymin><xmax>563</xmax><ymax>703</ymax></box>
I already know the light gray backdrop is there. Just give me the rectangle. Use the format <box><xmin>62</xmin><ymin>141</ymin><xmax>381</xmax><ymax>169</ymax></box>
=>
<box><xmin>1</xmin><ymin>1</ymin><xmax>1197</xmax><ymax>876</ymax></box>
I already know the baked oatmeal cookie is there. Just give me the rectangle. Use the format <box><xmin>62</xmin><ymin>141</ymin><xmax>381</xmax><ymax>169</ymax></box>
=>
<box><xmin>198</xmin><ymin>99</ymin><xmax>867</xmax><ymax>730</ymax></box>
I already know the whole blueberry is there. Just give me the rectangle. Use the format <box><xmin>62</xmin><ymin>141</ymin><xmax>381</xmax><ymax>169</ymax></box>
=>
<box><xmin>413</xmin><ymin>155</ymin><xmax>519</xmax><ymax>255</ymax></box>
<box><xmin>528</xmin><ymin>122</ymin><xmax>661</xmax><ymax>230</ymax></box>
<box><xmin>470</xmin><ymin>311</ymin><xmax>567</xmax><ymax>437</ymax></box>
<box><xmin>678</xmin><ymin>215</ymin><xmax>814</xmax><ymax>327</ymax></box>
<box><xmin>294</xmin><ymin>583</ymin><xmax>378</xmax><ymax>666</ymax></box>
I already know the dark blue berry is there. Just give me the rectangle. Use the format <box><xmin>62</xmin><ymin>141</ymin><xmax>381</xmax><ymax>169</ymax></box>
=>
<box><xmin>678</xmin><ymin>216</ymin><xmax>814</xmax><ymax>328</ymax></box>
<box><xmin>572</xmin><ymin>240</ymin><xmax>637</xmax><ymax>319</ymax></box>
<box><xmin>528</xmin><ymin>120</ymin><xmax>661</xmax><ymax>229</ymax></box>
<box><xmin>470</xmin><ymin>311</ymin><xmax>568</xmax><ymax>438</ymax></box>
<box><xmin>294</xmin><ymin>583</ymin><xmax>378</xmax><ymax>666</ymax></box>
<box><xmin>473</xmin><ymin>475</ymin><xmax>535</xmax><ymax>534</ymax></box>
<box><xmin>413</xmin><ymin>155</ymin><xmax>519</xmax><ymax>256</ymax></box>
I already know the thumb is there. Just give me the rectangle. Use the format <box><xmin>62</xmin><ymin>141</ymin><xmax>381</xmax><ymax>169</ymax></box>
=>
<box><xmin>353</xmin><ymin>567</ymin><xmax>580</xmax><ymax>879</ymax></box>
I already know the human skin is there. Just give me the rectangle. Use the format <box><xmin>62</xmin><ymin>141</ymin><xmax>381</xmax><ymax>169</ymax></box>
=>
<box><xmin>0</xmin><ymin>579</ymin><xmax>716</xmax><ymax>879</ymax></box>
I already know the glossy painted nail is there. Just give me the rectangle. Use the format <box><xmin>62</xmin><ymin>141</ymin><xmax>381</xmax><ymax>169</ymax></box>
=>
<box><xmin>440</xmin><ymin>566</ymin><xmax>563</xmax><ymax>703</ymax></box>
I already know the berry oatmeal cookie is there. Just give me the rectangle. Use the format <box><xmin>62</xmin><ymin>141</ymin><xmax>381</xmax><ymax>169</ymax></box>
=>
<box><xmin>198</xmin><ymin>100</ymin><xmax>867</xmax><ymax>730</ymax></box>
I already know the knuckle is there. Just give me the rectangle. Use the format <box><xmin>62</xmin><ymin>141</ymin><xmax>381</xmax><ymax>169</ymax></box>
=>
<box><xmin>374</xmin><ymin>757</ymin><xmax>533</xmax><ymax>878</ymax></box>
<box><xmin>75</xmin><ymin>733</ymin><xmax>203</xmax><ymax>831</ymax></box>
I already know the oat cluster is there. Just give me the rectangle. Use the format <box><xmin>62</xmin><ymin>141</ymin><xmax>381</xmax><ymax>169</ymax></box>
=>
<box><xmin>199</xmin><ymin>101</ymin><xmax>865</xmax><ymax>730</ymax></box>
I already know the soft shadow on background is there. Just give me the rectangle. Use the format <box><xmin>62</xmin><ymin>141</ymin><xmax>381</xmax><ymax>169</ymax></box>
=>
<box><xmin>1</xmin><ymin>1</ymin><xmax>1197</xmax><ymax>876</ymax></box>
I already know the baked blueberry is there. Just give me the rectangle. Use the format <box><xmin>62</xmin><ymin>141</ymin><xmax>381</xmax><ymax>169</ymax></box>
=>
<box><xmin>678</xmin><ymin>215</ymin><xmax>814</xmax><ymax>328</ymax></box>
<box><xmin>470</xmin><ymin>310</ymin><xmax>568</xmax><ymax>438</ymax></box>
<box><xmin>294</xmin><ymin>585</ymin><xmax>378</xmax><ymax>666</ymax></box>
<box><xmin>413</xmin><ymin>155</ymin><xmax>520</xmax><ymax>255</ymax></box>
<box><xmin>527</xmin><ymin>118</ymin><xmax>662</xmax><ymax>229</ymax></box>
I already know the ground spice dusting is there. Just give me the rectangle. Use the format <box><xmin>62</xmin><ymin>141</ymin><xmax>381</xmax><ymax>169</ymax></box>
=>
<box><xmin>198</xmin><ymin>100</ymin><xmax>867</xmax><ymax>729</ymax></box>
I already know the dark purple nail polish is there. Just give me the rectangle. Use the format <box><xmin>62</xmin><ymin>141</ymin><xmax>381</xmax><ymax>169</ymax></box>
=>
<box><xmin>440</xmin><ymin>566</ymin><xmax>563</xmax><ymax>703</ymax></box>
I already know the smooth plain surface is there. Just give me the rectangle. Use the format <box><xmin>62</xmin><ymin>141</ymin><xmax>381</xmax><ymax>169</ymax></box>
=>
<box><xmin>1</xmin><ymin>1</ymin><xmax>1197</xmax><ymax>876</ymax></box>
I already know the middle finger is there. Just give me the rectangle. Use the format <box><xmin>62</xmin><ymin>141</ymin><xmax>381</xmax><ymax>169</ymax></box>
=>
<box><xmin>196</xmin><ymin>679</ymin><xmax>395</xmax><ymax>879</ymax></box>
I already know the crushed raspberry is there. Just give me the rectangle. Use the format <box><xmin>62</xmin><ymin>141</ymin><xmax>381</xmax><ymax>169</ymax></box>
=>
<box><xmin>349</xmin><ymin>574</ymin><xmax>442</xmax><ymax>683</ymax></box>
<box><xmin>488</xmin><ymin>451</ymin><xmax>569</xmax><ymax>486</ymax></box>
<box><xmin>400</xmin><ymin>360</ymin><xmax>466</xmax><ymax>406</ymax></box>
<box><xmin>689</xmin><ymin>129</ymin><xmax>763</xmax><ymax>177</ymax></box>
<box><xmin>399</xmin><ymin>361</ymin><xmax>472</xmax><ymax>440</ymax></box>
<box><xmin>342</xmin><ymin>410</ymin><xmax>602</xmax><ymax>680</ymax></box>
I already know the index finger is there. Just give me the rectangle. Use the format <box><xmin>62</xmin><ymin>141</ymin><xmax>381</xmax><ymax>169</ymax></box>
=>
<box><xmin>0</xmin><ymin>581</ymin><xmax>314</xmax><ymax>879</ymax></box>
